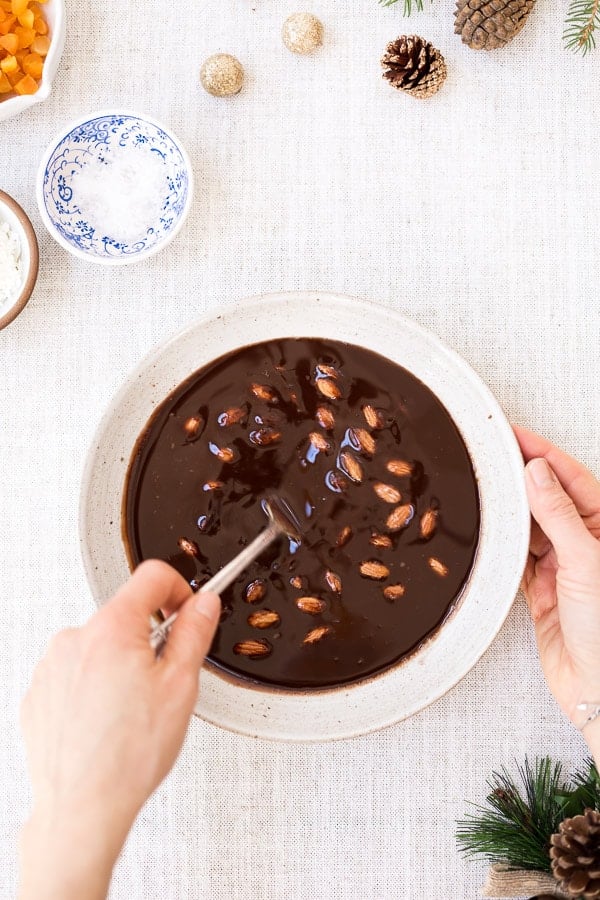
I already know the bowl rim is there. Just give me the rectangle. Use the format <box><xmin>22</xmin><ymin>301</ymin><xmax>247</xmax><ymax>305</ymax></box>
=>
<box><xmin>0</xmin><ymin>0</ymin><xmax>66</xmax><ymax>121</ymax></box>
<box><xmin>0</xmin><ymin>190</ymin><xmax>39</xmax><ymax>331</ymax></box>
<box><xmin>35</xmin><ymin>108</ymin><xmax>195</xmax><ymax>266</ymax></box>
<box><xmin>79</xmin><ymin>291</ymin><xmax>531</xmax><ymax>741</ymax></box>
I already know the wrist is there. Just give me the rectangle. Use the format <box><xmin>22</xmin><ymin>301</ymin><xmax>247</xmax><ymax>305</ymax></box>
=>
<box><xmin>582</xmin><ymin>714</ymin><xmax>600</xmax><ymax>767</ymax></box>
<box><xmin>19</xmin><ymin>799</ymin><xmax>132</xmax><ymax>900</ymax></box>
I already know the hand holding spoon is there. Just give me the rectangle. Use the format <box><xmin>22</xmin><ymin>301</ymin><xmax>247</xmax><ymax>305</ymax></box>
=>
<box><xmin>149</xmin><ymin>496</ymin><xmax>301</xmax><ymax>655</ymax></box>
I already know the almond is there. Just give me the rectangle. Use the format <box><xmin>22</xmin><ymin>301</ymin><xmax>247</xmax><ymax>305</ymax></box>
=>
<box><xmin>370</xmin><ymin>532</ymin><xmax>393</xmax><ymax>549</ymax></box>
<box><xmin>326</xmin><ymin>470</ymin><xmax>349</xmax><ymax>493</ymax></box>
<box><xmin>303</xmin><ymin>625</ymin><xmax>331</xmax><ymax>644</ymax></box>
<box><xmin>183</xmin><ymin>415</ymin><xmax>203</xmax><ymax>439</ymax></box>
<box><xmin>196</xmin><ymin>514</ymin><xmax>213</xmax><ymax>533</ymax></box>
<box><xmin>296</xmin><ymin>596</ymin><xmax>326</xmax><ymax>615</ymax></box>
<box><xmin>420</xmin><ymin>508</ymin><xmax>438</xmax><ymax>539</ymax></box>
<box><xmin>315</xmin><ymin>406</ymin><xmax>335</xmax><ymax>430</ymax></box>
<box><xmin>208</xmin><ymin>442</ymin><xmax>235</xmax><ymax>463</ymax></box>
<box><xmin>218</xmin><ymin>405</ymin><xmax>247</xmax><ymax>427</ymax></box>
<box><xmin>373</xmin><ymin>482</ymin><xmax>402</xmax><ymax>504</ymax></box>
<box><xmin>289</xmin><ymin>575</ymin><xmax>305</xmax><ymax>590</ymax></box>
<box><xmin>234</xmin><ymin>639</ymin><xmax>271</xmax><ymax>658</ymax></box>
<box><xmin>383</xmin><ymin>583</ymin><xmax>406</xmax><ymax>601</ymax></box>
<box><xmin>349</xmin><ymin>427</ymin><xmax>376</xmax><ymax>457</ymax></box>
<box><xmin>336</xmin><ymin>525</ymin><xmax>353</xmax><ymax>547</ymax></box>
<box><xmin>245</xmin><ymin>579</ymin><xmax>267</xmax><ymax>603</ymax></box>
<box><xmin>386</xmin><ymin>459</ymin><xmax>413</xmax><ymax>477</ymax></box>
<box><xmin>316</xmin><ymin>364</ymin><xmax>338</xmax><ymax>379</ymax></box>
<box><xmin>250</xmin><ymin>383</ymin><xmax>278</xmax><ymax>403</ymax></box>
<box><xmin>178</xmin><ymin>537</ymin><xmax>199</xmax><ymax>557</ymax></box>
<box><xmin>202</xmin><ymin>480</ymin><xmax>223</xmax><ymax>492</ymax></box>
<box><xmin>428</xmin><ymin>557</ymin><xmax>449</xmax><ymax>577</ymax></box>
<box><xmin>316</xmin><ymin>378</ymin><xmax>341</xmax><ymax>400</ymax></box>
<box><xmin>309</xmin><ymin>431</ymin><xmax>331</xmax><ymax>452</ymax></box>
<box><xmin>249</xmin><ymin>428</ymin><xmax>282</xmax><ymax>446</ymax></box>
<box><xmin>325</xmin><ymin>570</ymin><xmax>342</xmax><ymax>593</ymax></box>
<box><xmin>362</xmin><ymin>404</ymin><xmax>385</xmax><ymax>430</ymax></box>
<box><xmin>386</xmin><ymin>504</ymin><xmax>414</xmax><ymax>532</ymax></box>
<box><xmin>248</xmin><ymin>609</ymin><xmax>281</xmax><ymax>629</ymax></box>
<box><xmin>339</xmin><ymin>450</ymin><xmax>364</xmax><ymax>483</ymax></box>
<box><xmin>359</xmin><ymin>560</ymin><xmax>390</xmax><ymax>580</ymax></box>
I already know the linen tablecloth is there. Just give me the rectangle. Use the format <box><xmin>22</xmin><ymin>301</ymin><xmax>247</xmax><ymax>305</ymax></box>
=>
<box><xmin>2</xmin><ymin>1</ymin><xmax>599</xmax><ymax>897</ymax></box>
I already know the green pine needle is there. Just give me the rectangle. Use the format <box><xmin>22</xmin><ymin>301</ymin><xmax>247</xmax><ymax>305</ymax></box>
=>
<box><xmin>564</xmin><ymin>0</ymin><xmax>600</xmax><ymax>54</ymax></box>
<box><xmin>378</xmin><ymin>0</ymin><xmax>425</xmax><ymax>15</ymax></box>
<box><xmin>456</xmin><ymin>757</ymin><xmax>569</xmax><ymax>872</ymax></box>
<box><xmin>377</xmin><ymin>0</ymin><xmax>600</xmax><ymax>53</ymax></box>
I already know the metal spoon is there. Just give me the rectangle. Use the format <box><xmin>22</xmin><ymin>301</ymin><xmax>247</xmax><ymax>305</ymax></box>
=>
<box><xmin>149</xmin><ymin>496</ymin><xmax>301</xmax><ymax>655</ymax></box>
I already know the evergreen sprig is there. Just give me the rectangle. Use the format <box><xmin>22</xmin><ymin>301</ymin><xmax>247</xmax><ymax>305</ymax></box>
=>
<box><xmin>378</xmin><ymin>0</ymin><xmax>600</xmax><ymax>54</ymax></box>
<box><xmin>378</xmin><ymin>0</ymin><xmax>424</xmax><ymax>15</ymax></box>
<box><xmin>564</xmin><ymin>0</ymin><xmax>600</xmax><ymax>54</ymax></box>
<box><xmin>456</xmin><ymin>757</ymin><xmax>600</xmax><ymax>873</ymax></box>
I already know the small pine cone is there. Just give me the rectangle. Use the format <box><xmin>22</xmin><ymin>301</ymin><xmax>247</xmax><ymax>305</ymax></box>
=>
<box><xmin>454</xmin><ymin>0</ymin><xmax>536</xmax><ymax>50</ymax></box>
<box><xmin>550</xmin><ymin>808</ymin><xmax>600</xmax><ymax>898</ymax></box>
<box><xmin>381</xmin><ymin>35</ymin><xmax>447</xmax><ymax>99</ymax></box>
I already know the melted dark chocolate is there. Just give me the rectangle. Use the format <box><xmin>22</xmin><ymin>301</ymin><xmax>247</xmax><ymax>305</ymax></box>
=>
<box><xmin>124</xmin><ymin>339</ymin><xmax>480</xmax><ymax>689</ymax></box>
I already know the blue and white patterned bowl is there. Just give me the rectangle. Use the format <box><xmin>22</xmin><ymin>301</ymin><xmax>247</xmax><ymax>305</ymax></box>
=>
<box><xmin>36</xmin><ymin>111</ymin><xmax>194</xmax><ymax>265</ymax></box>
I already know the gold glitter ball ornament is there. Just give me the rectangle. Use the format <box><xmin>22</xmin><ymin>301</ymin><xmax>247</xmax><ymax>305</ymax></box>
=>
<box><xmin>282</xmin><ymin>13</ymin><xmax>324</xmax><ymax>54</ymax></box>
<box><xmin>200</xmin><ymin>53</ymin><xmax>244</xmax><ymax>97</ymax></box>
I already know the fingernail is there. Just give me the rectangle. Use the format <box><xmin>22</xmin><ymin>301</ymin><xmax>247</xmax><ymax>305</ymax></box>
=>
<box><xmin>527</xmin><ymin>457</ymin><xmax>556</xmax><ymax>488</ymax></box>
<box><xmin>195</xmin><ymin>590</ymin><xmax>221</xmax><ymax>622</ymax></box>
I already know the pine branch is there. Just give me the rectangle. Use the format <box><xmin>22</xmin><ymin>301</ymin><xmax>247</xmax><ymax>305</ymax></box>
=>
<box><xmin>378</xmin><ymin>0</ymin><xmax>425</xmax><ymax>15</ymax></box>
<box><xmin>456</xmin><ymin>758</ymin><xmax>568</xmax><ymax>872</ymax></box>
<box><xmin>564</xmin><ymin>0</ymin><xmax>600</xmax><ymax>53</ymax></box>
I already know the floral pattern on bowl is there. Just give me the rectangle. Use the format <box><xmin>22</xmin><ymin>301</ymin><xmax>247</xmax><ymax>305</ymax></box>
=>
<box><xmin>37</xmin><ymin>112</ymin><xmax>193</xmax><ymax>265</ymax></box>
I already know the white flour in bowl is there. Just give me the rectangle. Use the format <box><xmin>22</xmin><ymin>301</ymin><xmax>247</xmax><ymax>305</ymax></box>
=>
<box><xmin>0</xmin><ymin>220</ymin><xmax>22</xmax><ymax>312</ymax></box>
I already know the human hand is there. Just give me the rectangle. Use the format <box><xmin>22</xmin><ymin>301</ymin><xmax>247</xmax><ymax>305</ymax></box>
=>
<box><xmin>514</xmin><ymin>426</ymin><xmax>600</xmax><ymax>755</ymax></box>
<box><xmin>19</xmin><ymin>560</ymin><xmax>220</xmax><ymax>900</ymax></box>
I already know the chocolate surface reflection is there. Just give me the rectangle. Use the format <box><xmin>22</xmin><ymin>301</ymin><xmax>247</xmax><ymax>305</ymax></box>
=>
<box><xmin>124</xmin><ymin>339</ymin><xmax>480</xmax><ymax>689</ymax></box>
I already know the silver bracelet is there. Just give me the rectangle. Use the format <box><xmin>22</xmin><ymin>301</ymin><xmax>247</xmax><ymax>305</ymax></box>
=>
<box><xmin>576</xmin><ymin>702</ymin><xmax>600</xmax><ymax>731</ymax></box>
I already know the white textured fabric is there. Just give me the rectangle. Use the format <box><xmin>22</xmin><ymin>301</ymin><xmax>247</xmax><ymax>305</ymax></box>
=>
<box><xmin>1</xmin><ymin>1</ymin><xmax>600</xmax><ymax>897</ymax></box>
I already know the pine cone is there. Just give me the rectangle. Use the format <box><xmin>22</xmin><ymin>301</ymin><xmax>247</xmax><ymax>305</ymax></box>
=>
<box><xmin>550</xmin><ymin>808</ymin><xmax>600</xmax><ymax>898</ymax></box>
<box><xmin>381</xmin><ymin>35</ymin><xmax>446</xmax><ymax>99</ymax></box>
<box><xmin>454</xmin><ymin>0</ymin><xmax>536</xmax><ymax>50</ymax></box>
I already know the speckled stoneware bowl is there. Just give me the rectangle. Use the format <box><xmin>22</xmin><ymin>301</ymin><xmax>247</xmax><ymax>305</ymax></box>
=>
<box><xmin>79</xmin><ymin>292</ymin><xmax>530</xmax><ymax>742</ymax></box>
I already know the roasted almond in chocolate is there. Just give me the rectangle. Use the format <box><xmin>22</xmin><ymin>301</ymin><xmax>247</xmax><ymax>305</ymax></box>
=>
<box><xmin>125</xmin><ymin>338</ymin><xmax>479</xmax><ymax>689</ymax></box>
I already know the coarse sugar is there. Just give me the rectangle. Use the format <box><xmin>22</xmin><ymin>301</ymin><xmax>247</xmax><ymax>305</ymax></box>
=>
<box><xmin>0</xmin><ymin>220</ymin><xmax>22</xmax><ymax>312</ymax></box>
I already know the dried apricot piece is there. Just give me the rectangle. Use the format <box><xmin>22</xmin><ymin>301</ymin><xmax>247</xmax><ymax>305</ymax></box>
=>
<box><xmin>0</xmin><ymin>53</ymin><xmax>18</xmax><ymax>72</ymax></box>
<box><xmin>15</xmin><ymin>25</ymin><xmax>35</xmax><ymax>48</ymax></box>
<box><xmin>0</xmin><ymin>31</ymin><xmax>18</xmax><ymax>52</ymax></box>
<box><xmin>22</xmin><ymin>50</ymin><xmax>41</xmax><ymax>77</ymax></box>
<box><xmin>14</xmin><ymin>72</ymin><xmax>37</xmax><ymax>93</ymax></box>
<box><xmin>30</xmin><ymin>32</ymin><xmax>48</xmax><ymax>54</ymax></box>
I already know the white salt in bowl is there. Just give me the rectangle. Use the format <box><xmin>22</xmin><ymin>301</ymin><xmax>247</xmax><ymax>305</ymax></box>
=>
<box><xmin>36</xmin><ymin>111</ymin><xmax>194</xmax><ymax>265</ymax></box>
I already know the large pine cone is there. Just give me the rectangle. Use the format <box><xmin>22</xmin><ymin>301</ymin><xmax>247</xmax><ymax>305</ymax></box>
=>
<box><xmin>550</xmin><ymin>808</ymin><xmax>600</xmax><ymax>898</ymax></box>
<box><xmin>454</xmin><ymin>0</ymin><xmax>536</xmax><ymax>50</ymax></box>
<box><xmin>381</xmin><ymin>35</ymin><xmax>446</xmax><ymax>99</ymax></box>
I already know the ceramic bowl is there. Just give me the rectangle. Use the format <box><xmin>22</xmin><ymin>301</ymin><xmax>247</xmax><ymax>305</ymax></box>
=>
<box><xmin>0</xmin><ymin>0</ymin><xmax>66</xmax><ymax>123</ymax></box>
<box><xmin>79</xmin><ymin>292</ymin><xmax>530</xmax><ymax>742</ymax></box>
<box><xmin>36</xmin><ymin>110</ymin><xmax>194</xmax><ymax>265</ymax></box>
<box><xmin>0</xmin><ymin>190</ymin><xmax>39</xmax><ymax>331</ymax></box>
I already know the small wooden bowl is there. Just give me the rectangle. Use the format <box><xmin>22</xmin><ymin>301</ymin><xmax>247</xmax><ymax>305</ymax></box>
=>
<box><xmin>0</xmin><ymin>191</ymin><xmax>39</xmax><ymax>331</ymax></box>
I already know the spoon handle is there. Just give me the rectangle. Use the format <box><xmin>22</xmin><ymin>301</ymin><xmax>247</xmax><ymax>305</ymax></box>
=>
<box><xmin>149</xmin><ymin>522</ymin><xmax>280</xmax><ymax>655</ymax></box>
